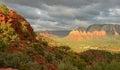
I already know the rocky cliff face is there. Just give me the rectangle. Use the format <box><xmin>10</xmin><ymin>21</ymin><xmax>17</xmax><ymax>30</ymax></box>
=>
<box><xmin>67</xmin><ymin>30</ymin><xmax>106</xmax><ymax>41</ymax></box>
<box><xmin>86</xmin><ymin>24</ymin><xmax>120</xmax><ymax>35</ymax></box>
<box><xmin>67</xmin><ymin>24</ymin><xmax>120</xmax><ymax>41</ymax></box>
<box><xmin>0</xmin><ymin>5</ymin><xmax>35</xmax><ymax>40</ymax></box>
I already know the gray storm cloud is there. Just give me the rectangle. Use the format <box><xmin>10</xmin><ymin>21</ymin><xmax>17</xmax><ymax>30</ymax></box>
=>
<box><xmin>1</xmin><ymin>0</ymin><xmax>120</xmax><ymax>31</ymax></box>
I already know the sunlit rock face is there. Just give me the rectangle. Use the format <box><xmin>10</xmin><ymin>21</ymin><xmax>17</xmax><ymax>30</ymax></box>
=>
<box><xmin>67</xmin><ymin>30</ymin><xmax>106</xmax><ymax>41</ymax></box>
<box><xmin>0</xmin><ymin>6</ymin><xmax>35</xmax><ymax>40</ymax></box>
<box><xmin>67</xmin><ymin>24</ymin><xmax>120</xmax><ymax>41</ymax></box>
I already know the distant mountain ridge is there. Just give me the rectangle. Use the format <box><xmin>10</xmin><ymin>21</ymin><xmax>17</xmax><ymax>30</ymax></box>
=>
<box><xmin>77</xmin><ymin>24</ymin><xmax>120</xmax><ymax>35</ymax></box>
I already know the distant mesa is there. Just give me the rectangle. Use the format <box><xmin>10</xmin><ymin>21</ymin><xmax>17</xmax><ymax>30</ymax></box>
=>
<box><xmin>76</xmin><ymin>27</ymin><xmax>86</xmax><ymax>32</ymax></box>
<box><xmin>67</xmin><ymin>30</ymin><xmax>106</xmax><ymax>41</ymax></box>
<box><xmin>76</xmin><ymin>24</ymin><xmax>120</xmax><ymax>36</ymax></box>
<box><xmin>67</xmin><ymin>24</ymin><xmax>120</xmax><ymax>41</ymax></box>
<box><xmin>86</xmin><ymin>24</ymin><xmax>120</xmax><ymax>35</ymax></box>
<box><xmin>0</xmin><ymin>4</ymin><xmax>35</xmax><ymax>40</ymax></box>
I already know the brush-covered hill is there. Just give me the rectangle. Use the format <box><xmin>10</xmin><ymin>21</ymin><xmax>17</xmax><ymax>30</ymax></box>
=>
<box><xmin>1</xmin><ymin>4</ymin><xmax>120</xmax><ymax>70</ymax></box>
<box><xmin>0</xmin><ymin>4</ymin><xmax>35</xmax><ymax>41</ymax></box>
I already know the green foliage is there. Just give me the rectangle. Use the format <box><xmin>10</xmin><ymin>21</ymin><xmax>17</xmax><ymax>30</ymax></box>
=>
<box><xmin>0</xmin><ymin>24</ymin><xmax>19</xmax><ymax>41</ymax></box>
<box><xmin>45</xmin><ymin>54</ymin><xmax>53</xmax><ymax>63</ymax></box>
<box><xmin>32</xmin><ymin>43</ymin><xmax>44</xmax><ymax>55</ymax></box>
<box><xmin>42</xmin><ymin>40</ymin><xmax>48</xmax><ymax>46</ymax></box>
<box><xmin>80</xmin><ymin>53</ymin><xmax>94</xmax><ymax>62</ymax></box>
<box><xmin>4</xmin><ymin>53</ymin><xmax>34</xmax><ymax>68</ymax></box>
<box><xmin>54</xmin><ymin>47</ymin><xmax>64</xmax><ymax>60</ymax></box>
<box><xmin>0</xmin><ymin>52</ymin><xmax>34</xmax><ymax>68</ymax></box>
<box><xmin>0</xmin><ymin>36</ymin><xmax>8</xmax><ymax>52</ymax></box>
<box><xmin>0</xmin><ymin>24</ymin><xmax>19</xmax><ymax>52</ymax></box>
<box><xmin>58</xmin><ymin>61</ymin><xmax>78</xmax><ymax>70</ymax></box>
<box><xmin>0</xmin><ymin>53</ymin><xmax>6</xmax><ymax>67</ymax></box>
<box><xmin>62</xmin><ymin>56</ymin><xmax>86</xmax><ymax>70</ymax></box>
<box><xmin>59</xmin><ymin>46</ymin><xmax>71</xmax><ymax>52</ymax></box>
<box><xmin>21</xmin><ymin>22</ymin><xmax>29</xmax><ymax>38</ymax></box>
<box><xmin>86</xmin><ymin>61</ymin><xmax>120</xmax><ymax>70</ymax></box>
<box><xmin>0</xmin><ymin>4</ymin><xmax>9</xmax><ymax>15</ymax></box>
<box><xmin>19</xmin><ymin>62</ymin><xmax>45</xmax><ymax>70</ymax></box>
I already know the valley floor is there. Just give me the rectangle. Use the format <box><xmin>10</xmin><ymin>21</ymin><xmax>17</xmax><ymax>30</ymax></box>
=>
<box><xmin>49</xmin><ymin>35</ymin><xmax>120</xmax><ymax>53</ymax></box>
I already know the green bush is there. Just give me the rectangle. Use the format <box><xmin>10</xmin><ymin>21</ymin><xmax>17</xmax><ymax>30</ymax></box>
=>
<box><xmin>0</xmin><ymin>38</ymin><xmax>8</xmax><ymax>52</ymax></box>
<box><xmin>21</xmin><ymin>22</ymin><xmax>29</xmax><ymax>38</ymax></box>
<box><xmin>45</xmin><ymin>54</ymin><xmax>53</xmax><ymax>63</ymax></box>
<box><xmin>0</xmin><ymin>52</ymin><xmax>48</xmax><ymax>70</ymax></box>
<box><xmin>42</xmin><ymin>41</ymin><xmax>48</xmax><ymax>46</ymax></box>
<box><xmin>54</xmin><ymin>48</ymin><xmax>64</xmax><ymax>60</ymax></box>
<box><xmin>0</xmin><ymin>24</ymin><xmax>19</xmax><ymax>41</ymax></box>
<box><xmin>59</xmin><ymin>46</ymin><xmax>71</xmax><ymax>52</ymax></box>
<box><xmin>86</xmin><ymin>61</ymin><xmax>120</xmax><ymax>70</ymax></box>
<box><xmin>0</xmin><ymin>24</ymin><xmax>19</xmax><ymax>52</ymax></box>
<box><xmin>0</xmin><ymin>4</ymin><xmax>9</xmax><ymax>15</ymax></box>
<box><xmin>4</xmin><ymin>53</ymin><xmax>34</xmax><ymax>68</ymax></box>
<box><xmin>32</xmin><ymin>43</ymin><xmax>44</xmax><ymax>55</ymax></box>
<box><xmin>58</xmin><ymin>61</ymin><xmax>78</xmax><ymax>70</ymax></box>
<box><xmin>0</xmin><ymin>53</ymin><xmax>6</xmax><ymax>67</ymax></box>
<box><xmin>19</xmin><ymin>62</ymin><xmax>44</xmax><ymax>70</ymax></box>
<box><xmin>63</xmin><ymin>56</ymin><xmax>86</xmax><ymax>70</ymax></box>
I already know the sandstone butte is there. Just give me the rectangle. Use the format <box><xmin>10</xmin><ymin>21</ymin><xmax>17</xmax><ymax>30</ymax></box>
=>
<box><xmin>0</xmin><ymin>9</ymin><xmax>35</xmax><ymax>40</ymax></box>
<box><xmin>67</xmin><ymin>30</ymin><xmax>120</xmax><ymax>42</ymax></box>
<box><xmin>67</xmin><ymin>30</ymin><xmax>107</xmax><ymax>41</ymax></box>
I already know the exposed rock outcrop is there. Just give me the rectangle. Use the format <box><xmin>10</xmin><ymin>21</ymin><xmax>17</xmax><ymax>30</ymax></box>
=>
<box><xmin>86</xmin><ymin>24</ymin><xmax>120</xmax><ymax>35</ymax></box>
<box><xmin>0</xmin><ymin>5</ymin><xmax>35</xmax><ymax>40</ymax></box>
<box><xmin>67</xmin><ymin>30</ymin><xmax>106</xmax><ymax>41</ymax></box>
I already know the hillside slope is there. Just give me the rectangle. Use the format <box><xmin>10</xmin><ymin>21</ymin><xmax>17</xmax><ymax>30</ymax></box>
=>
<box><xmin>0</xmin><ymin>4</ymin><xmax>35</xmax><ymax>41</ymax></box>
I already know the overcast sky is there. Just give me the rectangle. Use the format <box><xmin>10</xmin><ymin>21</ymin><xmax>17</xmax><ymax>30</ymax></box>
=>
<box><xmin>1</xmin><ymin>0</ymin><xmax>120</xmax><ymax>31</ymax></box>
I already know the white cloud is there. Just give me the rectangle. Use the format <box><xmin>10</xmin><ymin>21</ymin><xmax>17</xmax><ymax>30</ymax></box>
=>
<box><xmin>109</xmin><ymin>8</ymin><xmax>120</xmax><ymax>16</ymax></box>
<box><xmin>42</xmin><ymin>4</ymin><xmax>79</xmax><ymax>19</ymax></box>
<box><xmin>2</xmin><ymin>0</ymin><xmax>120</xmax><ymax>31</ymax></box>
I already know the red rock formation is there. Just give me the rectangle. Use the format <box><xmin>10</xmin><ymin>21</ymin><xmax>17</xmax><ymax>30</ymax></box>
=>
<box><xmin>114</xmin><ymin>31</ymin><xmax>119</xmax><ymax>36</ymax></box>
<box><xmin>68</xmin><ymin>30</ymin><xmax>82</xmax><ymax>41</ymax></box>
<box><xmin>67</xmin><ymin>30</ymin><xmax>106</xmax><ymax>41</ymax></box>
<box><xmin>0</xmin><ymin>9</ymin><xmax>35</xmax><ymax>40</ymax></box>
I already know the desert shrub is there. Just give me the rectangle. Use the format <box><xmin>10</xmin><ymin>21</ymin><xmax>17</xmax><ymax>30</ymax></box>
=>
<box><xmin>86</xmin><ymin>61</ymin><xmax>120</xmax><ymax>70</ymax></box>
<box><xmin>0</xmin><ymin>24</ymin><xmax>19</xmax><ymax>41</ymax></box>
<box><xmin>0</xmin><ymin>37</ymin><xmax>8</xmax><ymax>52</ymax></box>
<box><xmin>45</xmin><ymin>54</ymin><xmax>53</xmax><ymax>63</ymax></box>
<box><xmin>63</xmin><ymin>56</ymin><xmax>86</xmax><ymax>70</ymax></box>
<box><xmin>0</xmin><ymin>52</ymin><xmax>47</xmax><ymax>70</ymax></box>
<box><xmin>42</xmin><ymin>41</ymin><xmax>48</xmax><ymax>46</ymax></box>
<box><xmin>59</xmin><ymin>46</ymin><xmax>71</xmax><ymax>52</ymax></box>
<box><xmin>24</xmin><ymin>47</ymin><xmax>35</xmax><ymax>55</ymax></box>
<box><xmin>0</xmin><ymin>24</ymin><xmax>19</xmax><ymax>52</ymax></box>
<box><xmin>0</xmin><ymin>53</ymin><xmax>6</xmax><ymax>67</ymax></box>
<box><xmin>19</xmin><ymin>62</ymin><xmax>44</xmax><ymax>70</ymax></box>
<box><xmin>54</xmin><ymin>48</ymin><xmax>64</xmax><ymax>60</ymax></box>
<box><xmin>0</xmin><ymin>4</ymin><xmax>9</xmax><ymax>15</ymax></box>
<box><xmin>21</xmin><ymin>22</ymin><xmax>29</xmax><ymax>38</ymax></box>
<box><xmin>4</xmin><ymin>53</ymin><xmax>34</xmax><ymax>68</ymax></box>
<box><xmin>32</xmin><ymin>43</ymin><xmax>44</xmax><ymax>55</ymax></box>
<box><xmin>58</xmin><ymin>61</ymin><xmax>78</xmax><ymax>70</ymax></box>
<box><xmin>80</xmin><ymin>53</ymin><xmax>94</xmax><ymax>62</ymax></box>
